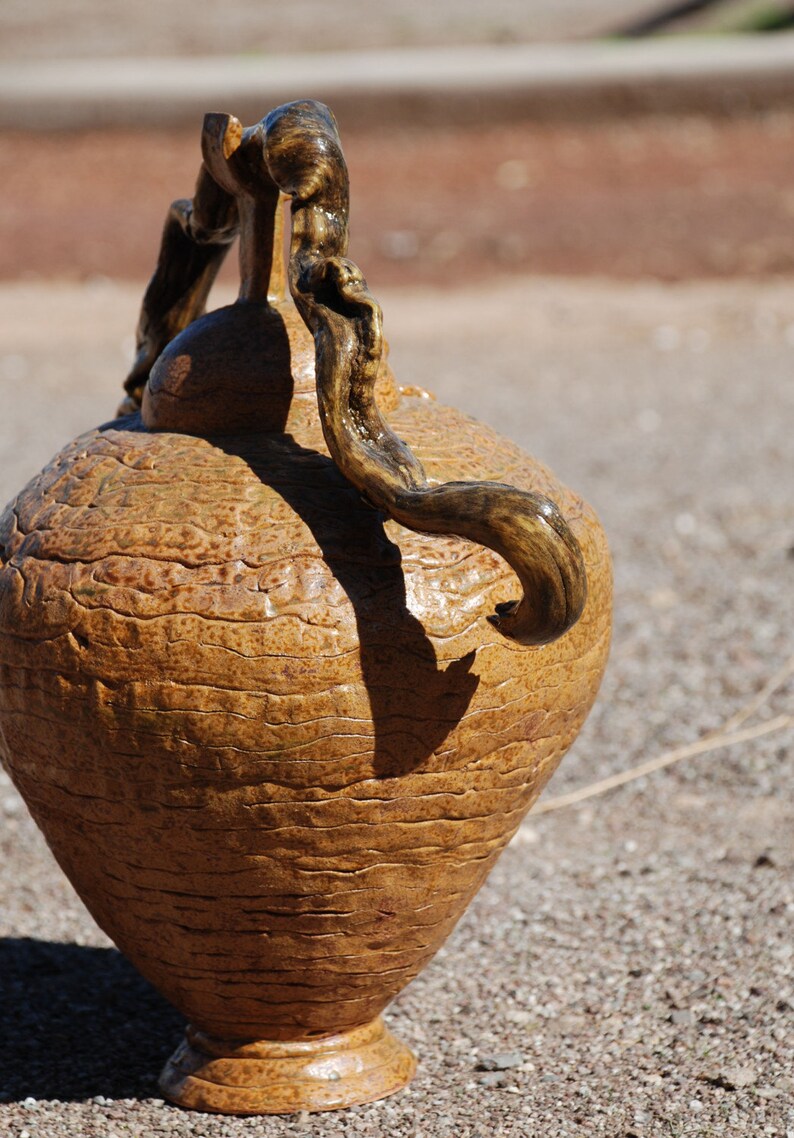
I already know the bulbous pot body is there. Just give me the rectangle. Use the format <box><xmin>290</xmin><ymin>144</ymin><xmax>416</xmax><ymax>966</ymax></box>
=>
<box><xmin>0</xmin><ymin>102</ymin><xmax>611</xmax><ymax>1114</ymax></box>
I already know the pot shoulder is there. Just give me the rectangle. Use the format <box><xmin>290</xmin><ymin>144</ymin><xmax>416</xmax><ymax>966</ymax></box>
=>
<box><xmin>0</xmin><ymin>393</ymin><xmax>610</xmax><ymax>682</ymax></box>
<box><xmin>0</xmin><ymin>398</ymin><xmax>611</xmax><ymax>1038</ymax></box>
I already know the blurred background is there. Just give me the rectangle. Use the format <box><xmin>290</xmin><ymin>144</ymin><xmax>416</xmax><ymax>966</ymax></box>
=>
<box><xmin>1</xmin><ymin>7</ymin><xmax>793</xmax><ymax>1137</ymax></box>
<box><xmin>3</xmin><ymin>0</ymin><xmax>794</xmax><ymax>288</ymax></box>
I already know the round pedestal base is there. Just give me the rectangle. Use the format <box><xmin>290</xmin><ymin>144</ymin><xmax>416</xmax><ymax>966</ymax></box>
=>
<box><xmin>159</xmin><ymin>1016</ymin><xmax>417</xmax><ymax>1115</ymax></box>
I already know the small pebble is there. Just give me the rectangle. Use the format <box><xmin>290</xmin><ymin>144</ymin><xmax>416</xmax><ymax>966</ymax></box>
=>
<box><xmin>706</xmin><ymin>1064</ymin><xmax>759</xmax><ymax>1090</ymax></box>
<box><xmin>653</xmin><ymin>324</ymin><xmax>680</xmax><ymax>350</ymax></box>
<box><xmin>478</xmin><ymin>1071</ymin><xmax>507</xmax><ymax>1088</ymax></box>
<box><xmin>477</xmin><ymin>1051</ymin><xmax>524</xmax><ymax>1071</ymax></box>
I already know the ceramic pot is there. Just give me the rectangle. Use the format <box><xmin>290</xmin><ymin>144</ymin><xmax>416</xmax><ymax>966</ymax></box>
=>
<box><xmin>0</xmin><ymin>101</ymin><xmax>611</xmax><ymax>1115</ymax></box>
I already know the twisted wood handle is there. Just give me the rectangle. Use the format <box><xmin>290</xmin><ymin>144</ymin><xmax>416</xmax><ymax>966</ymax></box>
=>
<box><xmin>260</xmin><ymin>100</ymin><xmax>587</xmax><ymax>646</ymax></box>
<box><xmin>127</xmin><ymin>100</ymin><xmax>588</xmax><ymax>646</ymax></box>
<box><xmin>122</xmin><ymin>168</ymin><xmax>239</xmax><ymax>410</ymax></box>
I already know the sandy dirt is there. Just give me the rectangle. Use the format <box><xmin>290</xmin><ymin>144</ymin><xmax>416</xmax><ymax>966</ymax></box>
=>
<box><xmin>3</xmin><ymin>111</ymin><xmax>794</xmax><ymax>291</ymax></box>
<box><xmin>0</xmin><ymin>274</ymin><xmax>792</xmax><ymax>1136</ymax></box>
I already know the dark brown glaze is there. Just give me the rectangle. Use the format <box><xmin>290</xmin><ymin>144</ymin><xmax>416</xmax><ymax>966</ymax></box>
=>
<box><xmin>138</xmin><ymin>100</ymin><xmax>586</xmax><ymax>646</ymax></box>
<box><xmin>122</xmin><ymin>164</ymin><xmax>239</xmax><ymax>414</ymax></box>
<box><xmin>268</xmin><ymin>101</ymin><xmax>586</xmax><ymax>646</ymax></box>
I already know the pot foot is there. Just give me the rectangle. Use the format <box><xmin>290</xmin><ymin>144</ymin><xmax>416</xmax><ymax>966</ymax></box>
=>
<box><xmin>159</xmin><ymin>1016</ymin><xmax>417</xmax><ymax>1115</ymax></box>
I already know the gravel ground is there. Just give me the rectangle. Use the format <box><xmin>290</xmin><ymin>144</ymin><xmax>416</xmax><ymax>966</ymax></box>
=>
<box><xmin>0</xmin><ymin>275</ymin><xmax>792</xmax><ymax>1137</ymax></box>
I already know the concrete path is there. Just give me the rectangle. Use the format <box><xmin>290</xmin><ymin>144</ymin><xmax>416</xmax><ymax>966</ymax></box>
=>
<box><xmin>5</xmin><ymin>34</ymin><xmax>794</xmax><ymax>129</ymax></box>
<box><xmin>0</xmin><ymin>1</ymin><xmax>663</xmax><ymax>61</ymax></box>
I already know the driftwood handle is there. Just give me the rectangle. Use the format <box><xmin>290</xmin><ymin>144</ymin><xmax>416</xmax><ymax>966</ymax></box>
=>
<box><xmin>127</xmin><ymin>100</ymin><xmax>587</xmax><ymax>646</ymax></box>
<box><xmin>123</xmin><ymin>166</ymin><xmax>239</xmax><ymax>409</ymax></box>
<box><xmin>261</xmin><ymin>100</ymin><xmax>587</xmax><ymax>646</ymax></box>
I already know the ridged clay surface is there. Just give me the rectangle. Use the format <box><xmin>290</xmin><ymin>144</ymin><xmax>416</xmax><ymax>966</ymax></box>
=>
<box><xmin>0</xmin><ymin>335</ymin><xmax>611</xmax><ymax>1041</ymax></box>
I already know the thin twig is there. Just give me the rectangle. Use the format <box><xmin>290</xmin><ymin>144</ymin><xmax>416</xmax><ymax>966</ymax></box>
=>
<box><xmin>532</xmin><ymin>716</ymin><xmax>791</xmax><ymax>815</ymax></box>
<box><xmin>721</xmin><ymin>654</ymin><xmax>794</xmax><ymax>733</ymax></box>
<box><xmin>531</xmin><ymin>656</ymin><xmax>794</xmax><ymax>816</ymax></box>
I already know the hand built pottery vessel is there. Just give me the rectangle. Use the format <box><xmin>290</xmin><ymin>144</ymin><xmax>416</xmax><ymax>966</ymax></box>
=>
<box><xmin>0</xmin><ymin>101</ymin><xmax>611</xmax><ymax>1114</ymax></box>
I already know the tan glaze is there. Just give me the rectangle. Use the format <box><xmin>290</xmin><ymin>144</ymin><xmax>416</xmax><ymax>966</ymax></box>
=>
<box><xmin>0</xmin><ymin>102</ymin><xmax>612</xmax><ymax>1115</ymax></box>
<box><xmin>160</xmin><ymin>1017</ymin><xmax>416</xmax><ymax>1114</ymax></box>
